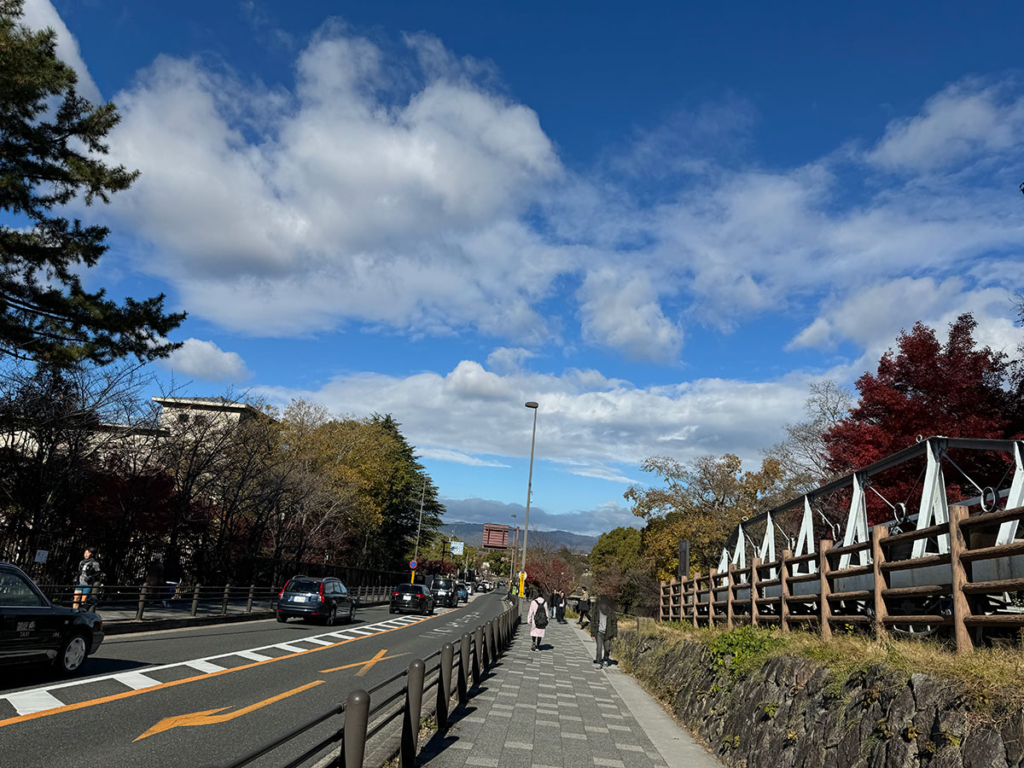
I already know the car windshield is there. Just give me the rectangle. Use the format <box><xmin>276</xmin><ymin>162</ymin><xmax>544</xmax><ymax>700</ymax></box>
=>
<box><xmin>434</xmin><ymin>578</ymin><xmax>452</xmax><ymax>589</ymax></box>
<box><xmin>285</xmin><ymin>578</ymin><xmax>320</xmax><ymax>593</ymax></box>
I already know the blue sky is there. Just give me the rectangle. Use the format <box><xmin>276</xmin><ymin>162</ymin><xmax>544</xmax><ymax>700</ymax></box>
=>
<box><xmin>17</xmin><ymin>1</ymin><xmax>1024</xmax><ymax>536</ymax></box>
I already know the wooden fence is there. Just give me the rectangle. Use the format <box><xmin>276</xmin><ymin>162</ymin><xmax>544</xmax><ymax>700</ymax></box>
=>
<box><xmin>659</xmin><ymin>505</ymin><xmax>1024</xmax><ymax>653</ymax></box>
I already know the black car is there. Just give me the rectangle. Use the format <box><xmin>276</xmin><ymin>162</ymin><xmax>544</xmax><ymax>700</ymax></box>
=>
<box><xmin>276</xmin><ymin>576</ymin><xmax>355</xmax><ymax>625</ymax></box>
<box><xmin>390</xmin><ymin>583</ymin><xmax>434</xmax><ymax>615</ymax></box>
<box><xmin>0</xmin><ymin>562</ymin><xmax>104</xmax><ymax>675</ymax></box>
<box><xmin>430</xmin><ymin>576</ymin><xmax>458</xmax><ymax>608</ymax></box>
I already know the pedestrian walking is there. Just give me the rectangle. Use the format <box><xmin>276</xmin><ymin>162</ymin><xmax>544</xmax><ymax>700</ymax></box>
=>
<box><xmin>557</xmin><ymin>590</ymin><xmax>567</xmax><ymax>623</ymax></box>
<box><xmin>73</xmin><ymin>548</ymin><xmax>101</xmax><ymax>610</ymax></box>
<box><xmin>527</xmin><ymin>595</ymin><xmax>549</xmax><ymax>651</ymax></box>
<box><xmin>589</xmin><ymin>595</ymin><xmax>618</xmax><ymax>668</ymax></box>
<box><xmin>577</xmin><ymin>587</ymin><xmax>591</xmax><ymax>628</ymax></box>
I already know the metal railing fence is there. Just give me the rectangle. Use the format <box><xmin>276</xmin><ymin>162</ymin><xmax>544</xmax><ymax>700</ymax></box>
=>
<box><xmin>203</xmin><ymin>600</ymin><xmax>521</xmax><ymax>768</ymax></box>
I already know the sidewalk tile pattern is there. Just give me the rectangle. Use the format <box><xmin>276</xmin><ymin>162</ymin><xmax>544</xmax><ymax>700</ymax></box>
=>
<box><xmin>419</xmin><ymin>618</ymin><xmax>669</xmax><ymax>768</ymax></box>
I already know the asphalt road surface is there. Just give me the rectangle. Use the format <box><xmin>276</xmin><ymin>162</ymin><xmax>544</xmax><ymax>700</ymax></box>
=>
<box><xmin>0</xmin><ymin>592</ymin><xmax>507</xmax><ymax>768</ymax></box>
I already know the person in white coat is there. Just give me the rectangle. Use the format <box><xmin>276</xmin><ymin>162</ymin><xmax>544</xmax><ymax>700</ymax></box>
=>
<box><xmin>527</xmin><ymin>595</ymin><xmax>549</xmax><ymax>651</ymax></box>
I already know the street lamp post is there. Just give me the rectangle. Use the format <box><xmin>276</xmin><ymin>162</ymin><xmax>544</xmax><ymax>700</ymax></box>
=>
<box><xmin>520</xmin><ymin>401</ymin><xmax>539</xmax><ymax>603</ymax></box>
<box><xmin>509</xmin><ymin>514</ymin><xmax>517</xmax><ymax>590</ymax></box>
<box><xmin>411</xmin><ymin>479</ymin><xmax>426</xmax><ymax>583</ymax></box>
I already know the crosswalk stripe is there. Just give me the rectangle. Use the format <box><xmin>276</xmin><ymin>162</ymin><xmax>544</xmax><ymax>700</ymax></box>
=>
<box><xmin>235</xmin><ymin>650</ymin><xmax>272</xmax><ymax>661</ymax></box>
<box><xmin>185</xmin><ymin>660</ymin><xmax>225</xmax><ymax>673</ymax></box>
<box><xmin>274</xmin><ymin>643</ymin><xmax>307</xmax><ymax>654</ymax></box>
<box><xmin>303</xmin><ymin>638</ymin><xmax>333</xmax><ymax>646</ymax></box>
<box><xmin>6</xmin><ymin>690</ymin><xmax>64</xmax><ymax>716</ymax></box>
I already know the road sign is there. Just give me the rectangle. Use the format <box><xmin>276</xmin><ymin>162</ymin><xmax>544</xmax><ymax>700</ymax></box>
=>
<box><xmin>449</xmin><ymin>541</ymin><xmax>464</xmax><ymax>556</ymax></box>
<box><xmin>409</xmin><ymin>560</ymin><xmax>417</xmax><ymax>569</ymax></box>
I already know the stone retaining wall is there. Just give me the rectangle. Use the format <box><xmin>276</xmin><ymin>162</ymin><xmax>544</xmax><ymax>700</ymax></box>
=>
<box><xmin>615</xmin><ymin>629</ymin><xmax>1023</xmax><ymax>768</ymax></box>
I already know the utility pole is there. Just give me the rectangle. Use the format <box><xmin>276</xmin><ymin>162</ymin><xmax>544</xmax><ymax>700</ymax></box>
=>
<box><xmin>520</xmin><ymin>402</ymin><xmax>539</xmax><ymax>603</ymax></box>
<box><xmin>412</xmin><ymin>479</ymin><xmax>426</xmax><ymax>584</ymax></box>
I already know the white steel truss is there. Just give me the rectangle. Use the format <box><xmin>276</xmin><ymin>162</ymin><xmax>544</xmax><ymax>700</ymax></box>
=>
<box><xmin>912</xmin><ymin>439</ymin><xmax>950</xmax><ymax>558</ymax></box>
<box><xmin>758</xmin><ymin>512</ymin><xmax>777</xmax><ymax>579</ymax></box>
<box><xmin>791</xmin><ymin>496</ymin><xmax>817</xmax><ymax>575</ymax></box>
<box><xmin>995</xmin><ymin>442</ymin><xmax>1024</xmax><ymax>546</ymax></box>
<box><xmin>839</xmin><ymin>472</ymin><xmax>870</xmax><ymax>570</ymax></box>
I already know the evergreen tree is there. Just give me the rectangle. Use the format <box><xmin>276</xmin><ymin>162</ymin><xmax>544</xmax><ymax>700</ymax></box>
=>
<box><xmin>0</xmin><ymin>0</ymin><xmax>184</xmax><ymax>366</ymax></box>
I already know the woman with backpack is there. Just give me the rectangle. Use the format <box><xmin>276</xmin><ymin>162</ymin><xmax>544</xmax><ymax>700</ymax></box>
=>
<box><xmin>527</xmin><ymin>594</ymin><xmax>549</xmax><ymax>651</ymax></box>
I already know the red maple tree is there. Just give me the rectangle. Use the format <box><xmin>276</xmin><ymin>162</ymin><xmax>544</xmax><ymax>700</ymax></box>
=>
<box><xmin>824</xmin><ymin>313</ymin><xmax>1021</xmax><ymax>524</ymax></box>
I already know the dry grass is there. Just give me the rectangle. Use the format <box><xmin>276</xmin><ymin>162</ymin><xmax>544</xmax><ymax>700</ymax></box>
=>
<box><xmin>650</xmin><ymin>622</ymin><xmax>1024</xmax><ymax>711</ymax></box>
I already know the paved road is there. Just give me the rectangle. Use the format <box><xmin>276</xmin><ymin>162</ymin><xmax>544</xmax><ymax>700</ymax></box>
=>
<box><xmin>0</xmin><ymin>593</ymin><xmax>507</xmax><ymax>768</ymax></box>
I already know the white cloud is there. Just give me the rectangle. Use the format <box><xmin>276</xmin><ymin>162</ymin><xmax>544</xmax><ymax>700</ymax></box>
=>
<box><xmin>865</xmin><ymin>80</ymin><xmax>1024</xmax><ymax>173</ymax></box>
<box><xmin>159</xmin><ymin>338</ymin><xmax>252</xmax><ymax>383</ymax></box>
<box><xmin>441</xmin><ymin>497</ymin><xmax>641</xmax><ymax>537</ymax></box>
<box><xmin>21</xmin><ymin>0</ymin><xmax>101</xmax><ymax>104</ymax></box>
<box><xmin>255</xmin><ymin>358</ymin><xmax>821</xmax><ymax>481</ymax></box>
<box><xmin>417</xmin><ymin>448</ymin><xmax>510</xmax><ymax>469</ymax></box>
<box><xmin>486</xmin><ymin>347</ymin><xmax>536</xmax><ymax>374</ymax></box>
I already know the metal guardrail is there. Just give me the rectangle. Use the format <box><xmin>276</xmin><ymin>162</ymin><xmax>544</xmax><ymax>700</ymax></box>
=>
<box><xmin>203</xmin><ymin>599</ymin><xmax>521</xmax><ymax>768</ymax></box>
<box><xmin>37</xmin><ymin>582</ymin><xmax>398</xmax><ymax>621</ymax></box>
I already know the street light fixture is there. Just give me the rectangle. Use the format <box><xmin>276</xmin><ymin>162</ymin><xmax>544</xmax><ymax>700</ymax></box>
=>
<box><xmin>520</xmin><ymin>401</ymin><xmax>539</xmax><ymax>600</ymax></box>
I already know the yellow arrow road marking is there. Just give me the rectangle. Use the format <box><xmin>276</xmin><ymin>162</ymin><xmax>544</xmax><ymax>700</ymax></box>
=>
<box><xmin>320</xmin><ymin>649</ymin><xmax>408</xmax><ymax>676</ymax></box>
<box><xmin>134</xmin><ymin>680</ymin><xmax>325</xmax><ymax>741</ymax></box>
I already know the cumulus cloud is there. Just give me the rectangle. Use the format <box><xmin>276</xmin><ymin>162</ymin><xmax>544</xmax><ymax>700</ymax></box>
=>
<box><xmin>21</xmin><ymin>0</ymin><xmax>101</xmax><ymax>104</ymax></box>
<box><xmin>255</xmin><ymin>358</ymin><xmax>820</xmax><ymax>481</ymax></box>
<box><xmin>416</xmin><ymin>448</ymin><xmax>510</xmax><ymax>469</ymax></box>
<box><xmin>159</xmin><ymin>338</ymin><xmax>252</xmax><ymax>383</ymax></box>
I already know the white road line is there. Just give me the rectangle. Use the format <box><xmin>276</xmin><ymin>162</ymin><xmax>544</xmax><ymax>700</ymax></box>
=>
<box><xmin>235</xmin><ymin>650</ymin><xmax>272</xmax><ymax>661</ymax></box>
<box><xmin>185</xmin><ymin>660</ymin><xmax>225</xmax><ymax>673</ymax></box>
<box><xmin>7</xmin><ymin>690</ymin><xmax>64</xmax><ymax>716</ymax></box>
<box><xmin>303</xmin><ymin>638</ymin><xmax>333</xmax><ymax>646</ymax></box>
<box><xmin>113</xmin><ymin>672</ymin><xmax>162</xmax><ymax>691</ymax></box>
<box><xmin>345</xmin><ymin>629</ymin><xmax>375</xmax><ymax>636</ymax></box>
<box><xmin>274</xmin><ymin>643</ymin><xmax>308</xmax><ymax>654</ymax></box>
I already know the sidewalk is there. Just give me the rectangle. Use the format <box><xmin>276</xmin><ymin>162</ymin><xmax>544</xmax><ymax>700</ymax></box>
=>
<box><xmin>418</xmin><ymin>614</ymin><xmax>721</xmax><ymax>768</ymax></box>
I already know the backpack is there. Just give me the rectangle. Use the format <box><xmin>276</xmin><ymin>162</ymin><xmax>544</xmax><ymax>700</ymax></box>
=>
<box><xmin>533</xmin><ymin>602</ymin><xmax>548</xmax><ymax>628</ymax></box>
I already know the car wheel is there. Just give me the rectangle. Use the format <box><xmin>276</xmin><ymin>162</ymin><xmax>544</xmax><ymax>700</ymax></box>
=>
<box><xmin>56</xmin><ymin>632</ymin><xmax>89</xmax><ymax>675</ymax></box>
<box><xmin>325</xmin><ymin>605</ymin><xmax>337</xmax><ymax>626</ymax></box>
<box><xmin>277</xmin><ymin>615</ymin><xmax>288</xmax><ymax>623</ymax></box>
<box><xmin>429</xmin><ymin>604</ymin><xmax>435</xmax><ymax>616</ymax></box>
<box><xmin>344</xmin><ymin>605</ymin><xmax>355</xmax><ymax>624</ymax></box>
<box><xmin>389</xmin><ymin>606</ymin><xmax>396</xmax><ymax>614</ymax></box>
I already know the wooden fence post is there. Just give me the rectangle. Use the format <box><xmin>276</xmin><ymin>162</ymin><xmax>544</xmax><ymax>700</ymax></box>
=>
<box><xmin>947</xmin><ymin>504</ymin><xmax>973</xmax><ymax>654</ymax></box>
<box><xmin>871</xmin><ymin>526</ymin><xmax>889</xmax><ymax>641</ymax></box>
<box><xmin>726</xmin><ymin>565</ymin><xmax>735</xmax><ymax>629</ymax></box>
<box><xmin>660</xmin><ymin>580</ymin><xmax>668</xmax><ymax>621</ymax></box>
<box><xmin>779</xmin><ymin>550</ymin><xmax>791</xmax><ymax>633</ymax></box>
<box><xmin>708</xmin><ymin>569</ymin><xmax>718</xmax><ymax>628</ymax></box>
<box><xmin>692</xmin><ymin>572</ymin><xmax>702</xmax><ymax>627</ymax></box>
<box><xmin>673</xmin><ymin>577</ymin><xmax>682</xmax><ymax>621</ymax></box>
<box><xmin>819</xmin><ymin>540</ymin><xmax>833</xmax><ymax>642</ymax></box>
<box><xmin>750</xmin><ymin>557</ymin><xmax>761</xmax><ymax>627</ymax></box>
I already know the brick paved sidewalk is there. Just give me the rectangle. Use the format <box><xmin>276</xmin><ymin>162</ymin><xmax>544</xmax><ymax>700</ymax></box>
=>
<box><xmin>418</xmin><ymin>614</ymin><xmax>720</xmax><ymax>768</ymax></box>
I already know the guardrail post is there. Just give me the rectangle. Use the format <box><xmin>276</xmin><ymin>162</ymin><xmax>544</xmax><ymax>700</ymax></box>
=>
<box><xmin>191</xmin><ymin>584</ymin><xmax>201</xmax><ymax>617</ymax></box>
<box><xmin>343</xmin><ymin>689</ymin><xmax>370</xmax><ymax>768</ymax></box>
<box><xmin>779</xmin><ymin>550</ymin><xmax>792</xmax><ymax>633</ymax></box>
<box><xmin>401</xmin><ymin>659</ymin><xmax>425</xmax><ymax>768</ymax></box>
<box><xmin>221</xmin><ymin>584</ymin><xmax>230</xmax><ymax>615</ymax></box>
<box><xmin>818</xmin><ymin>541</ymin><xmax>832</xmax><ymax>641</ymax></box>
<box><xmin>437</xmin><ymin>642</ymin><xmax>453</xmax><ymax>732</ymax></box>
<box><xmin>948</xmin><ymin>504</ymin><xmax>973</xmax><ymax>654</ymax></box>
<box><xmin>708</xmin><ymin>570</ymin><xmax>717</xmax><ymax>627</ymax></box>
<box><xmin>871</xmin><ymin>527</ymin><xmax>889</xmax><ymax>641</ymax></box>
<box><xmin>472</xmin><ymin>626</ymin><xmax>483</xmax><ymax>686</ymax></box>
<box><xmin>486</xmin><ymin>620</ymin><xmax>496</xmax><ymax>663</ymax></box>
<box><xmin>246</xmin><ymin>584</ymin><xmax>255</xmax><ymax>613</ymax></box>
<box><xmin>750</xmin><ymin>559</ymin><xmax>761</xmax><ymax>628</ymax></box>
<box><xmin>136</xmin><ymin>584</ymin><xmax>147</xmax><ymax>621</ymax></box>
<box><xmin>458</xmin><ymin>633</ymin><xmax>470</xmax><ymax>703</ymax></box>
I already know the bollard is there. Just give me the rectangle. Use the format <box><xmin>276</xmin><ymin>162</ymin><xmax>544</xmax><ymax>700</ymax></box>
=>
<box><xmin>191</xmin><ymin>584</ymin><xmax>201</xmax><ymax>617</ymax></box>
<box><xmin>246</xmin><ymin>584</ymin><xmax>255</xmax><ymax>613</ymax></box>
<box><xmin>458</xmin><ymin>633</ymin><xmax>470</xmax><ymax>703</ymax></box>
<box><xmin>437</xmin><ymin>642</ymin><xmax>454</xmax><ymax>732</ymax></box>
<box><xmin>136</xmin><ymin>584</ymin><xmax>148</xmax><ymax>621</ymax></box>
<box><xmin>472</xmin><ymin>626</ymin><xmax>483</xmax><ymax>687</ymax></box>
<box><xmin>401</xmin><ymin>660</ymin><xmax>425</xmax><ymax>768</ymax></box>
<box><xmin>221</xmin><ymin>584</ymin><xmax>231</xmax><ymax>615</ymax></box>
<box><xmin>343</xmin><ymin>689</ymin><xmax>370</xmax><ymax>768</ymax></box>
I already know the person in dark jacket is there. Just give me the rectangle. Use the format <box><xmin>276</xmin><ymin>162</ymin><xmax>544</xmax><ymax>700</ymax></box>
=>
<box><xmin>589</xmin><ymin>595</ymin><xmax>618</xmax><ymax>668</ymax></box>
<box><xmin>577</xmin><ymin>587</ymin><xmax>591</xmax><ymax>628</ymax></box>
<box><xmin>73</xmin><ymin>548</ymin><xmax>101</xmax><ymax>610</ymax></box>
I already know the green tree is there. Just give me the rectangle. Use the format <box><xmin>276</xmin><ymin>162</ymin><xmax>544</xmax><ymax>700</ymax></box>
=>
<box><xmin>589</xmin><ymin>526</ymin><xmax>641</xmax><ymax>573</ymax></box>
<box><xmin>0</xmin><ymin>0</ymin><xmax>183</xmax><ymax>366</ymax></box>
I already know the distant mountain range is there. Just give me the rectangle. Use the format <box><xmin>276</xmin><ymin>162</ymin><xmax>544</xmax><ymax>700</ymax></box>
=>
<box><xmin>441</xmin><ymin>523</ymin><xmax>597</xmax><ymax>554</ymax></box>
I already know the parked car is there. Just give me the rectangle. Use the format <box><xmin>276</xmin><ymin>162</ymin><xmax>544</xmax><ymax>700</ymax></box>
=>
<box><xmin>390</xmin><ymin>583</ymin><xmax>435</xmax><ymax>615</ymax></box>
<box><xmin>276</xmin><ymin>575</ymin><xmax>355</xmax><ymax>625</ymax></box>
<box><xmin>456</xmin><ymin>582</ymin><xmax>469</xmax><ymax>603</ymax></box>
<box><xmin>0</xmin><ymin>562</ymin><xmax>104</xmax><ymax>675</ymax></box>
<box><xmin>431</xmin><ymin>576</ymin><xmax>458</xmax><ymax>608</ymax></box>
<box><xmin>475</xmin><ymin>581</ymin><xmax>491</xmax><ymax>593</ymax></box>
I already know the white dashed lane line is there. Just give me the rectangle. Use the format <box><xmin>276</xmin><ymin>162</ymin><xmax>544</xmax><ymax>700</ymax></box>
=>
<box><xmin>0</xmin><ymin>602</ymin><xmax>477</xmax><ymax>718</ymax></box>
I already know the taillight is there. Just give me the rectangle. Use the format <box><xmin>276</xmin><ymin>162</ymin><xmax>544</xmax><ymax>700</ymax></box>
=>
<box><xmin>319</xmin><ymin>582</ymin><xmax>326</xmax><ymax>602</ymax></box>
<box><xmin>392</xmin><ymin>591</ymin><xmax>401</xmax><ymax>597</ymax></box>
<box><xmin>278</xmin><ymin>585</ymin><xmax>286</xmax><ymax>599</ymax></box>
